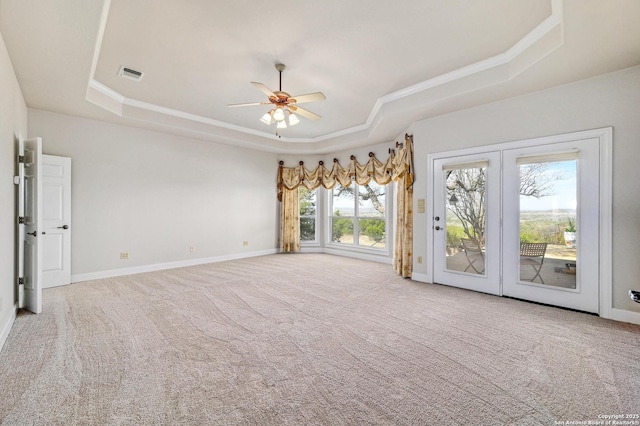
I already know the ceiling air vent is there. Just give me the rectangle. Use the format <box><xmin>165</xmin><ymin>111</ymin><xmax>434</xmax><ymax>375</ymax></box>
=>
<box><xmin>118</xmin><ymin>66</ymin><xmax>144</xmax><ymax>81</ymax></box>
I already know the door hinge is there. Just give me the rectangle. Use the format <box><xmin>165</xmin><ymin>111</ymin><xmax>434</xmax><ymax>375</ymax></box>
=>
<box><xmin>18</xmin><ymin>277</ymin><xmax>24</xmax><ymax>286</ymax></box>
<box><xmin>18</xmin><ymin>216</ymin><xmax>25</xmax><ymax>224</ymax></box>
<box><xmin>18</xmin><ymin>155</ymin><xmax>25</xmax><ymax>163</ymax></box>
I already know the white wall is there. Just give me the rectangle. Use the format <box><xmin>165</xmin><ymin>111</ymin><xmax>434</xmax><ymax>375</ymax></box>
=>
<box><xmin>0</xmin><ymin>30</ymin><xmax>28</xmax><ymax>349</ymax></box>
<box><xmin>28</xmin><ymin>110</ymin><xmax>279</xmax><ymax>280</ymax></box>
<box><xmin>411</xmin><ymin>65</ymin><xmax>640</xmax><ymax>314</ymax></box>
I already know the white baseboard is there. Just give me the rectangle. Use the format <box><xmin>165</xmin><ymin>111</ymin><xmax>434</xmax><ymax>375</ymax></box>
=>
<box><xmin>71</xmin><ymin>249</ymin><xmax>278</xmax><ymax>283</ymax></box>
<box><xmin>609</xmin><ymin>308</ymin><xmax>640</xmax><ymax>325</ymax></box>
<box><xmin>0</xmin><ymin>306</ymin><xmax>17</xmax><ymax>353</ymax></box>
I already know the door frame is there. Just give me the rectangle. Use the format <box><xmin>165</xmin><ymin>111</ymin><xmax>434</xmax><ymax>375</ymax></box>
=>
<box><xmin>426</xmin><ymin>127</ymin><xmax>612</xmax><ymax>317</ymax></box>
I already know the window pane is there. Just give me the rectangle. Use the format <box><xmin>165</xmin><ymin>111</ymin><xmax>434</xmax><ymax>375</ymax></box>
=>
<box><xmin>519</xmin><ymin>160</ymin><xmax>577</xmax><ymax>289</ymax></box>
<box><xmin>358</xmin><ymin>218</ymin><xmax>385</xmax><ymax>248</ymax></box>
<box><xmin>330</xmin><ymin>183</ymin><xmax>387</xmax><ymax>249</ymax></box>
<box><xmin>300</xmin><ymin>218</ymin><xmax>316</xmax><ymax>241</ymax></box>
<box><xmin>331</xmin><ymin>217</ymin><xmax>354</xmax><ymax>244</ymax></box>
<box><xmin>299</xmin><ymin>188</ymin><xmax>317</xmax><ymax>242</ymax></box>
<box><xmin>332</xmin><ymin>184</ymin><xmax>354</xmax><ymax>216</ymax></box>
<box><xmin>358</xmin><ymin>181</ymin><xmax>385</xmax><ymax>218</ymax></box>
<box><xmin>299</xmin><ymin>187</ymin><xmax>316</xmax><ymax>216</ymax></box>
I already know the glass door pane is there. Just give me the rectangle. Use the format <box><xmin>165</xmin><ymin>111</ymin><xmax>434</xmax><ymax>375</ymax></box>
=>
<box><xmin>518</xmin><ymin>159</ymin><xmax>577</xmax><ymax>289</ymax></box>
<box><xmin>445</xmin><ymin>165</ymin><xmax>487</xmax><ymax>275</ymax></box>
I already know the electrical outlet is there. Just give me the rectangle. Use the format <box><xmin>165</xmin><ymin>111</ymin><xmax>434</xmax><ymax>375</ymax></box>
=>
<box><xmin>417</xmin><ymin>256</ymin><xmax>423</xmax><ymax>264</ymax></box>
<box><xmin>190</xmin><ymin>246</ymin><xmax>195</xmax><ymax>253</ymax></box>
<box><xmin>120</xmin><ymin>252</ymin><xmax>129</xmax><ymax>260</ymax></box>
<box><xmin>242</xmin><ymin>241</ymin><xmax>249</xmax><ymax>247</ymax></box>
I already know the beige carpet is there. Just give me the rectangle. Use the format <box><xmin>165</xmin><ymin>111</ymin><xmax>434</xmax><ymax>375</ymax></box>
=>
<box><xmin>1</xmin><ymin>253</ymin><xmax>639</xmax><ymax>425</ymax></box>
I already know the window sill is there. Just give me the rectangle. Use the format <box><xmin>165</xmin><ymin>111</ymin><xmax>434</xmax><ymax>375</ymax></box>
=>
<box><xmin>325</xmin><ymin>242</ymin><xmax>390</xmax><ymax>256</ymax></box>
<box><xmin>300</xmin><ymin>241</ymin><xmax>321</xmax><ymax>248</ymax></box>
<box><xmin>324</xmin><ymin>244</ymin><xmax>392</xmax><ymax>264</ymax></box>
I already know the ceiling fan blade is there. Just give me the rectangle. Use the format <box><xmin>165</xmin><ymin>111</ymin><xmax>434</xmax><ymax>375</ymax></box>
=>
<box><xmin>251</xmin><ymin>82</ymin><xmax>277</xmax><ymax>98</ymax></box>
<box><xmin>292</xmin><ymin>106</ymin><xmax>321</xmax><ymax>121</ymax></box>
<box><xmin>227</xmin><ymin>101</ymin><xmax>270</xmax><ymax>107</ymax></box>
<box><xmin>290</xmin><ymin>92</ymin><xmax>326</xmax><ymax>104</ymax></box>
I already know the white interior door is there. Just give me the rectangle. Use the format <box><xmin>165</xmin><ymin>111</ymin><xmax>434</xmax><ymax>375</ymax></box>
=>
<box><xmin>21</xmin><ymin>137</ymin><xmax>43</xmax><ymax>314</ymax></box>
<box><xmin>502</xmin><ymin>138</ymin><xmax>601</xmax><ymax>313</ymax></box>
<box><xmin>432</xmin><ymin>152</ymin><xmax>501</xmax><ymax>295</ymax></box>
<box><xmin>42</xmin><ymin>155</ymin><xmax>72</xmax><ymax>288</ymax></box>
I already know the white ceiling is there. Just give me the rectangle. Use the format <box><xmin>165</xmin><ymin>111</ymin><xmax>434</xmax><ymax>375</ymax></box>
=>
<box><xmin>1</xmin><ymin>0</ymin><xmax>639</xmax><ymax>153</ymax></box>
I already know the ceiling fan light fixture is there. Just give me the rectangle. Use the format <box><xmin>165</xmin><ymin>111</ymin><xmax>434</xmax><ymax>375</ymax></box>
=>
<box><xmin>228</xmin><ymin>63</ymin><xmax>325</xmax><ymax>131</ymax></box>
<box><xmin>273</xmin><ymin>107</ymin><xmax>285</xmax><ymax>122</ymax></box>
<box><xmin>260</xmin><ymin>111</ymin><xmax>273</xmax><ymax>125</ymax></box>
<box><xmin>288</xmin><ymin>113</ymin><xmax>300</xmax><ymax>126</ymax></box>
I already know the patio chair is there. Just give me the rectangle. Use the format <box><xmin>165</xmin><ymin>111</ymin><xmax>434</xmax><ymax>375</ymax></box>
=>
<box><xmin>520</xmin><ymin>242</ymin><xmax>547</xmax><ymax>284</ymax></box>
<box><xmin>461</xmin><ymin>238</ymin><xmax>485</xmax><ymax>274</ymax></box>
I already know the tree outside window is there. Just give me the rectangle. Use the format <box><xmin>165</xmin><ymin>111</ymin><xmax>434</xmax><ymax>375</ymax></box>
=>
<box><xmin>445</xmin><ymin>162</ymin><xmax>566</xmax><ymax>249</ymax></box>
<box><xmin>331</xmin><ymin>182</ymin><xmax>386</xmax><ymax>248</ymax></box>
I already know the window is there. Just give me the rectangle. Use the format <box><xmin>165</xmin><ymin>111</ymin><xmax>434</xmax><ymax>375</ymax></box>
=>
<box><xmin>330</xmin><ymin>181</ymin><xmax>387</xmax><ymax>249</ymax></box>
<box><xmin>299</xmin><ymin>187</ymin><xmax>317</xmax><ymax>242</ymax></box>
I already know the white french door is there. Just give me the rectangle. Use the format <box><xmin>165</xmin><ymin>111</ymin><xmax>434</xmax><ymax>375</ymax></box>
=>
<box><xmin>429</xmin><ymin>129</ymin><xmax>610</xmax><ymax>314</ymax></box>
<box><xmin>432</xmin><ymin>152</ymin><xmax>501</xmax><ymax>295</ymax></box>
<box><xmin>502</xmin><ymin>138</ymin><xmax>601</xmax><ymax>313</ymax></box>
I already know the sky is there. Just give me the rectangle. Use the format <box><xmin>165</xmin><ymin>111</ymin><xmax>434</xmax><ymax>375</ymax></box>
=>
<box><xmin>519</xmin><ymin>160</ymin><xmax>577</xmax><ymax>211</ymax></box>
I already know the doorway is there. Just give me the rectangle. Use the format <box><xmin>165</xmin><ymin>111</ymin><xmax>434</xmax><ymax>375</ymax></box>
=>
<box><xmin>17</xmin><ymin>138</ymin><xmax>72</xmax><ymax>314</ymax></box>
<box><xmin>428</xmin><ymin>128</ymin><xmax>612</xmax><ymax>314</ymax></box>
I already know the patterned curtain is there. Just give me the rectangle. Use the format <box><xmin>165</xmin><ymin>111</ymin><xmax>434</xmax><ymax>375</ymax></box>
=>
<box><xmin>279</xmin><ymin>186</ymin><xmax>300</xmax><ymax>253</ymax></box>
<box><xmin>277</xmin><ymin>135</ymin><xmax>414</xmax><ymax>276</ymax></box>
<box><xmin>392</xmin><ymin>137</ymin><xmax>414</xmax><ymax>277</ymax></box>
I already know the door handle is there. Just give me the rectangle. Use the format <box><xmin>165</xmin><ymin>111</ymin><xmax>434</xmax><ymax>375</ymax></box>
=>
<box><xmin>27</xmin><ymin>231</ymin><xmax>37</xmax><ymax>237</ymax></box>
<box><xmin>435</xmin><ymin>226</ymin><xmax>442</xmax><ymax>231</ymax></box>
<box><xmin>57</xmin><ymin>225</ymin><xmax>69</xmax><ymax>229</ymax></box>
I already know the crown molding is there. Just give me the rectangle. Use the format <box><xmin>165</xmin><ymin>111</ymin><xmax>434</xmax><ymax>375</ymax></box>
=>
<box><xmin>85</xmin><ymin>0</ymin><xmax>564</xmax><ymax>150</ymax></box>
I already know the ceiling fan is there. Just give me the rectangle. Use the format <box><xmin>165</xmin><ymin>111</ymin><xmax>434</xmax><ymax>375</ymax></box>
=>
<box><xmin>228</xmin><ymin>63</ymin><xmax>326</xmax><ymax>129</ymax></box>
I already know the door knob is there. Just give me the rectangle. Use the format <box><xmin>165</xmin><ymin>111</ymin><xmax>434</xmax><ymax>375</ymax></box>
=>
<box><xmin>57</xmin><ymin>225</ymin><xmax>69</xmax><ymax>229</ymax></box>
<box><xmin>435</xmin><ymin>226</ymin><xmax>442</xmax><ymax>231</ymax></box>
<box><xmin>434</xmin><ymin>216</ymin><xmax>440</xmax><ymax>221</ymax></box>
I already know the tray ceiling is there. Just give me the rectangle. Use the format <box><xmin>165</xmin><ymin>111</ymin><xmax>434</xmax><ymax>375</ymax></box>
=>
<box><xmin>1</xmin><ymin>0</ymin><xmax>640</xmax><ymax>153</ymax></box>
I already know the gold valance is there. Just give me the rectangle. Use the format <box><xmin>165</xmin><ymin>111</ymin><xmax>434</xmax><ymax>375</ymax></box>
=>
<box><xmin>277</xmin><ymin>135</ymin><xmax>414</xmax><ymax>200</ymax></box>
